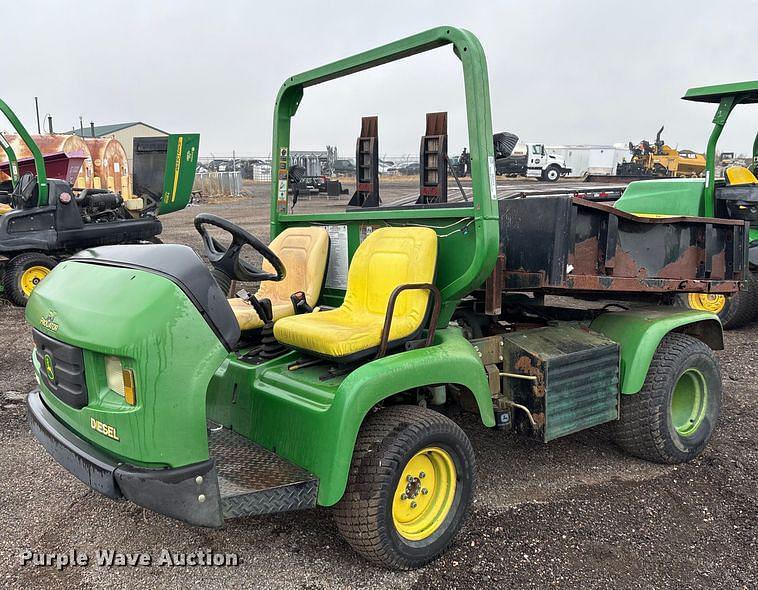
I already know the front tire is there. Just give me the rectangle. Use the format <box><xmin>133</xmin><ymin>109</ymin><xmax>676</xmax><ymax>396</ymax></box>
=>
<box><xmin>2</xmin><ymin>252</ymin><xmax>56</xmax><ymax>306</ymax></box>
<box><xmin>612</xmin><ymin>333</ymin><xmax>721</xmax><ymax>464</ymax></box>
<box><xmin>334</xmin><ymin>405</ymin><xmax>475</xmax><ymax>570</ymax></box>
<box><xmin>543</xmin><ymin>165</ymin><xmax>560</xmax><ymax>182</ymax></box>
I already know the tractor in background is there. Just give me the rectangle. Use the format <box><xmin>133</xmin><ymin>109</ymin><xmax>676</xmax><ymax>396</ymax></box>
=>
<box><xmin>616</xmin><ymin>125</ymin><xmax>706</xmax><ymax>179</ymax></box>
<box><xmin>615</xmin><ymin>82</ymin><xmax>758</xmax><ymax>328</ymax></box>
<box><xmin>0</xmin><ymin>98</ymin><xmax>199</xmax><ymax>305</ymax></box>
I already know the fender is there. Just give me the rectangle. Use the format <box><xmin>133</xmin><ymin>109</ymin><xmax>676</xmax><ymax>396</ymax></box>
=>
<box><xmin>590</xmin><ymin>308</ymin><xmax>723</xmax><ymax>395</ymax></box>
<box><xmin>320</xmin><ymin>326</ymin><xmax>494</xmax><ymax>505</ymax></box>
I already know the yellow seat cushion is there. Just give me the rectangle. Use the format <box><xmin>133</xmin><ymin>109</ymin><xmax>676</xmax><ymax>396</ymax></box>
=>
<box><xmin>229</xmin><ymin>226</ymin><xmax>329</xmax><ymax>330</ymax></box>
<box><xmin>725</xmin><ymin>166</ymin><xmax>758</xmax><ymax>186</ymax></box>
<box><xmin>274</xmin><ymin>226</ymin><xmax>438</xmax><ymax>359</ymax></box>
<box><xmin>0</xmin><ymin>203</ymin><xmax>11</xmax><ymax>215</ymax></box>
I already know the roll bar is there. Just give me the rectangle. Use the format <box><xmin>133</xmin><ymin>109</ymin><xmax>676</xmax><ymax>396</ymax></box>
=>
<box><xmin>0</xmin><ymin>98</ymin><xmax>48</xmax><ymax>205</ymax></box>
<box><xmin>269</xmin><ymin>26</ymin><xmax>497</xmax><ymax>230</ymax></box>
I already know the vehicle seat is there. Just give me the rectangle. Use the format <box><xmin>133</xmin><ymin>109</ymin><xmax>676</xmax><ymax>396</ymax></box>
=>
<box><xmin>273</xmin><ymin>226</ymin><xmax>437</xmax><ymax>361</ymax></box>
<box><xmin>228</xmin><ymin>226</ymin><xmax>329</xmax><ymax>330</ymax></box>
<box><xmin>0</xmin><ymin>203</ymin><xmax>11</xmax><ymax>215</ymax></box>
<box><xmin>725</xmin><ymin>166</ymin><xmax>758</xmax><ymax>185</ymax></box>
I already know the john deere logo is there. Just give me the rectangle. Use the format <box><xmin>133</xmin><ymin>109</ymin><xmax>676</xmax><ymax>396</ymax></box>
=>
<box><xmin>40</xmin><ymin>310</ymin><xmax>59</xmax><ymax>332</ymax></box>
<box><xmin>43</xmin><ymin>353</ymin><xmax>55</xmax><ymax>382</ymax></box>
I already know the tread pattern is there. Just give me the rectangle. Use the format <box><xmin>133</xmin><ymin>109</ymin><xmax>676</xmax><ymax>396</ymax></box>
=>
<box><xmin>2</xmin><ymin>252</ymin><xmax>56</xmax><ymax>306</ymax></box>
<box><xmin>612</xmin><ymin>333</ymin><xmax>721</xmax><ymax>464</ymax></box>
<box><xmin>334</xmin><ymin>405</ymin><xmax>475</xmax><ymax>570</ymax></box>
<box><xmin>722</xmin><ymin>271</ymin><xmax>758</xmax><ymax>329</ymax></box>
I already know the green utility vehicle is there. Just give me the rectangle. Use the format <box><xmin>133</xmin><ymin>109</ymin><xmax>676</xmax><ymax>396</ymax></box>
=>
<box><xmin>0</xmin><ymin>98</ymin><xmax>199</xmax><ymax>305</ymax></box>
<box><xmin>614</xmin><ymin>81</ymin><xmax>758</xmax><ymax>328</ymax></box>
<box><xmin>26</xmin><ymin>28</ymin><xmax>748</xmax><ymax>569</ymax></box>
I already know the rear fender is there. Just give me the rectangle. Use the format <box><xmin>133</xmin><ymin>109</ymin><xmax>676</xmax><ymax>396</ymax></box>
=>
<box><xmin>590</xmin><ymin>309</ymin><xmax>723</xmax><ymax>395</ymax></box>
<box><xmin>323</xmin><ymin>327</ymin><xmax>494</xmax><ymax>505</ymax></box>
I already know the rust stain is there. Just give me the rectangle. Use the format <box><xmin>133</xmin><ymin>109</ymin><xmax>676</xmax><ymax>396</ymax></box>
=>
<box><xmin>515</xmin><ymin>355</ymin><xmax>546</xmax><ymax>398</ymax></box>
<box><xmin>609</xmin><ymin>247</ymin><xmax>648</xmax><ymax>278</ymax></box>
<box><xmin>658</xmin><ymin>246</ymin><xmax>702</xmax><ymax>279</ymax></box>
<box><xmin>571</xmin><ymin>237</ymin><xmax>599</xmax><ymax>275</ymax></box>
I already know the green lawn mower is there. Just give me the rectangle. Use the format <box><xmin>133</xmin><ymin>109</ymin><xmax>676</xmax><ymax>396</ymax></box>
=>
<box><xmin>0</xmin><ymin>98</ymin><xmax>199</xmax><ymax>305</ymax></box>
<box><xmin>25</xmin><ymin>27</ymin><xmax>749</xmax><ymax>569</ymax></box>
<box><xmin>614</xmin><ymin>82</ymin><xmax>758</xmax><ymax>328</ymax></box>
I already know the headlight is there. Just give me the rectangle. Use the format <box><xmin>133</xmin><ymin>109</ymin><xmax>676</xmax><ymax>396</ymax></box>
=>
<box><xmin>105</xmin><ymin>356</ymin><xmax>136</xmax><ymax>406</ymax></box>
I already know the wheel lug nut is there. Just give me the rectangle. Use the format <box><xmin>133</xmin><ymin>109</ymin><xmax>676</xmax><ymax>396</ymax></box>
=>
<box><xmin>419</xmin><ymin>472</ymin><xmax>426</xmax><ymax>479</ymax></box>
<box><xmin>401</xmin><ymin>493</ymin><xmax>408</xmax><ymax>500</ymax></box>
<box><xmin>421</xmin><ymin>488</ymin><xmax>428</xmax><ymax>495</ymax></box>
<box><xmin>407</xmin><ymin>475</ymin><xmax>413</xmax><ymax>482</ymax></box>
<box><xmin>410</xmin><ymin>501</ymin><xmax>417</xmax><ymax>509</ymax></box>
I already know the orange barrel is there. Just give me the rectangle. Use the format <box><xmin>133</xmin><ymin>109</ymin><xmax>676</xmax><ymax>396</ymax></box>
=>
<box><xmin>84</xmin><ymin>138</ymin><xmax>131</xmax><ymax>198</ymax></box>
<box><xmin>0</xmin><ymin>134</ymin><xmax>94</xmax><ymax>188</ymax></box>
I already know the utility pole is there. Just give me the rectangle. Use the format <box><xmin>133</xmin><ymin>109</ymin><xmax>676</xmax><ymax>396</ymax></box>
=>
<box><xmin>34</xmin><ymin>97</ymin><xmax>41</xmax><ymax>134</ymax></box>
<box><xmin>79</xmin><ymin>116</ymin><xmax>84</xmax><ymax>137</ymax></box>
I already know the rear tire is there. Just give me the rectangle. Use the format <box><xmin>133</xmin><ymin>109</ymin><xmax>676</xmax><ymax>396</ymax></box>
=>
<box><xmin>679</xmin><ymin>271</ymin><xmax>758</xmax><ymax>329</ymax></box>
<box><xmin>612</xmin><ymin>333</ymin><xmax>721</xmax><ymax>464</ymax></box>
<box><xmin>334</xmin><ymin>405</ymin><xmax>475</xmax><ymax>570</ymax></box>
<box><xmin>2</xmin><ymin>252</ymin><xmax>56</xmax><ymax>306</ymax></box>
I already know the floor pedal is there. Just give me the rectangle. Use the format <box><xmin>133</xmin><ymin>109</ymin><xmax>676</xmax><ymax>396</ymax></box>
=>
<box><xmin>208</xmin><ymin>428</ymin><xmax>318</xmax><ymax>519</ymax></box>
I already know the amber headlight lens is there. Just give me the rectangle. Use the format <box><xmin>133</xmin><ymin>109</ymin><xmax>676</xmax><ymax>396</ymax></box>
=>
<box><xmin>105</xmin><ymin>356</ymin><xmax>136</xmax><ymax>405</ymax></box>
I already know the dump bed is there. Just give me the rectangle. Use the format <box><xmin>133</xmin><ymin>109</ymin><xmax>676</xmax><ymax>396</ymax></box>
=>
<box><xmin>497</xmin><ymin>195</ymin><xmax>748</xmax><ymax>294</ymax></box>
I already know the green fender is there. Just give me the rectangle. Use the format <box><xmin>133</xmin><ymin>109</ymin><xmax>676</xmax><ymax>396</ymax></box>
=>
<box><xmin>590</xmin><ymin>309</ymin><xmax>723</xmax><ymax>395</ymax></box>
<box><xmin>320</xmin><ymin>327</ymin><xmax>494</xmax><ymax>504</ymax></box>
<box><xmin>306</xmin><ymin>328</ymin><xmax>495</xmax><ymax>506</ymax></box>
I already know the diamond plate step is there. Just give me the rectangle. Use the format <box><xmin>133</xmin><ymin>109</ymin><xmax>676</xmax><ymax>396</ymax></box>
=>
<box><xmin>208</xmin><ymin>428</ymin><xmax>318</xmax><ymax>519</ymax></box>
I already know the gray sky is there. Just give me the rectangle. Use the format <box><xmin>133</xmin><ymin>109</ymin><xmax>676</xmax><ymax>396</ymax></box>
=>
<box><xmin>3</xmin><ymin>0</ymin><xmax>757</xmax><ymax>158</ymax></box>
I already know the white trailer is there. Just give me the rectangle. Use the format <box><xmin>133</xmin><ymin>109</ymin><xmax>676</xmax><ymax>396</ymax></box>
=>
<box><xmin>545</xmin><ymin>144</ymin><xmax>632</xmax><ymax>177</ymax></box>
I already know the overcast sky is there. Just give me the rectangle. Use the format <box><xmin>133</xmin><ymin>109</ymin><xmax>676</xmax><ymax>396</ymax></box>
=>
<box><xmin>3</xmin><ymin>0</ymin><xmax>757</xmax><ymax>159</ymax></box>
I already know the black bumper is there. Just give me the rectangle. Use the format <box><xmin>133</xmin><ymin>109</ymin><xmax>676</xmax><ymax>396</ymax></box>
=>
<box><xmin>27</xmin><ymin>389</ymin><xmax>224</xmax><ymax>527</ymax></box>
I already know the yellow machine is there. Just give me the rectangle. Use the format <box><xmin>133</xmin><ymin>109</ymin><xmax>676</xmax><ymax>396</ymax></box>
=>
<box><xmin>618</xmin><ymin>126</ymin><xmax>706</xmax><ymax>178</ymax></box>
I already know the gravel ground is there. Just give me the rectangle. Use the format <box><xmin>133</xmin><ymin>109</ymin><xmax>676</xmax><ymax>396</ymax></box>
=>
<box><xmin>1</xmin><ymin>179</ymin><xmax>756</xmax><ymax>589</ymax></box>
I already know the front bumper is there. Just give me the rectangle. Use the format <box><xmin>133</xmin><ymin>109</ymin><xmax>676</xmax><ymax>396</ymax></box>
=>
<box><xmin>27</xmin><ymin>389</ymin><xmax>224</xmax><ymax>527</ymax></box>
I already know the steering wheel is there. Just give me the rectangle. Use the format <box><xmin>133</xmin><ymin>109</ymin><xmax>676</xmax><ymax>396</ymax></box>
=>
<box><xmin>11</xmin><ymin>172</ymin><xmax>37</xmax><ymax>209</ymax></box>
<box><xmin>194</xmin><ymin>213</ymin><xmax>286</xmax><ymax>283</ymax></box>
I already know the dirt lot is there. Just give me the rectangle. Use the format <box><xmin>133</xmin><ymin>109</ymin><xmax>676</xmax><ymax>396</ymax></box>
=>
<box><xmin>1</xmin><ymin>179</ymin><xmax>756</xmax><ymax>589</ymax></box>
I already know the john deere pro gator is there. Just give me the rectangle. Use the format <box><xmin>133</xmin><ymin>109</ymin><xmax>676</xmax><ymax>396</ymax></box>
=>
<box><xmin>26</xmin><ymin>28</ymin><xmax>749</xmax><ymax>569</ymax></box>
<box><xmin>0</xmin><ymin>98</ymin><xmax>199</xmax><ymax>305</ymax></box>
<box><xmin>613</xmin><ymin>81</ymin><xmax>758</xmax><ymax>328</ymax></box>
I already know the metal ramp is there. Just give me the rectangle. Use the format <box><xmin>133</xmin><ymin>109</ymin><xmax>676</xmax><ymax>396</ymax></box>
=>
<box><xmin>208</xmin><ymin>427</ymin><xmax>318</xmax><ymax>519</ymax></box>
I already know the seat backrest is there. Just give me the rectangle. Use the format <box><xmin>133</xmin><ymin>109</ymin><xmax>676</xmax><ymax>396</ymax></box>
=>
<box><xmin>725</xmin><ymin>166</ymin><xmax>758</xmax><ymax>186</ymax></box>
<box><xmin>341</xmin><ymin>226</ymin><xmax>437</xmax><ymax>325</ymax></box>
<box><xmin>256</xmin><ymin>226</ymin><xmax>330</xmax><ymax>306</ymax></box>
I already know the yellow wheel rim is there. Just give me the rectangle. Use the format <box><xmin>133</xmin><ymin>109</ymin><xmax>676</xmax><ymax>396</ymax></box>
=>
<box><xmin>687</xmin><ymin>293</ymin><xmax>726</xmax><ymax>314</ymax></box>
<box><xmin>20</xmin><ymin>265</ymin><xmax>50</xmax><ymax>297</ymax></box>
<box><xmin>392</xmin><ymin>447</ymin><xmax>456</xmax><ymax>541</ymax></box>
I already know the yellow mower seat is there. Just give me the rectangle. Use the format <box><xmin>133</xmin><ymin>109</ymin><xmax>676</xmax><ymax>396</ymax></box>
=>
<box><xmin>0</xmin><ymin>203</ymin><xmax>11</xmax><ymax>215</ymax></box>
<box><xmin>725</xmin><ymin>166</ymin><xmax>758</xmax><ymax>185</ymax></box>
<box><xmin>229</xmin><ymin>226</ymin><xmax>329</xmax><ymax>330</ymax></box>
<box><xmin>274</xmin><ymin>226</ymin><xmax>437</xmax><ymax>360</ymax></box>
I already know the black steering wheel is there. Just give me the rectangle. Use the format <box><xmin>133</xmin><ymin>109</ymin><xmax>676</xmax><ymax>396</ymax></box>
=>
<box><xmin>11</xmin><ymin>172</ymin><xmax>37</xmax><ymax>209</ymax></box>
<box><xmin>194</xmin><ymin>213</ymin><xmax>286</xmax><ymax>283</ymax></box>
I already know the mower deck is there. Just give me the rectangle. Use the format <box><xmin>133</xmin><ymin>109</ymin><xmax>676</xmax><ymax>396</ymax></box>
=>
<box><xmin>209</xmin><ymin>426</ymin><xmax>318</xmax><ymax>518</ymax></box>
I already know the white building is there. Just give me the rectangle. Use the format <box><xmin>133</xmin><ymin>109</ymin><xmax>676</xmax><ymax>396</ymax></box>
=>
<box><xmin>69</xmin><ymin>122</ymin><xmax>169</xmax><ymax>169</ymax></box>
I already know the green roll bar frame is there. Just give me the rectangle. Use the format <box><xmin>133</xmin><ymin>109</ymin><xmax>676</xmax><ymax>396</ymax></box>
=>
<box><xmin>0</xmin><ymin>131</ymin><xmax>19</xmax><ymax>187</ymax></box>
<box><xmin>683</xmin><ymin>80</ymin><xmax>758</xmax><ymax>217</ymax></box>
<box><xmin>269</xmin><ymin>26</ymin><xmax>499</xmax><ymax>322</ymax></box>
<box><xmin>0</xmin><ymin>98</ymin><xmax>48</xmax><ymax>205</ymax></box>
